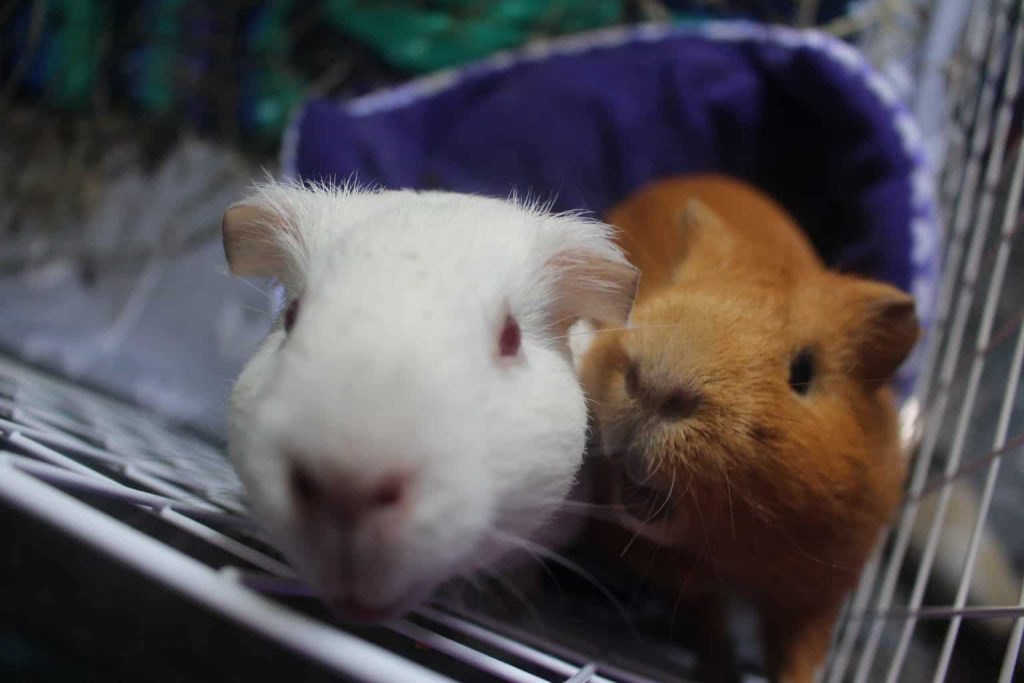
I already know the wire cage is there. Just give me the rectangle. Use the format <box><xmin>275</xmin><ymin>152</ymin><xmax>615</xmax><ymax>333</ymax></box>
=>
<box><xmin>0</xmin><ymin>1</ymin><xmax>1022</xmax><ymax>681</ymax></box>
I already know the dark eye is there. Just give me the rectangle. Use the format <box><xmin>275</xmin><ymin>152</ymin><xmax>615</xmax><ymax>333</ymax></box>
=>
<box><xmin>789</xmin><ymin>348</ymin><xmax>815</xmax><ymax>394</ymax></box>
<box><xmin>498</xmin><ymin>314</ymin><xmax>521</xmax><ymax>357</ymax></box>
<box><xmin>283</xmin><ymin>298</ymin><xmax>300</xmax><ymax>333</ymax></box>
<box><xmin>659</xmin><ymin>388</ymin><xmax>702</xmax><ymax>420</ymax></box>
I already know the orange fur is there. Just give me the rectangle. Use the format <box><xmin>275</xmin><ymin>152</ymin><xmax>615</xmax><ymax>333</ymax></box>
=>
<box><xmin>581</xmin><ymin>175</ymin><xmax>919</xmax><ymax>682</ymax></box>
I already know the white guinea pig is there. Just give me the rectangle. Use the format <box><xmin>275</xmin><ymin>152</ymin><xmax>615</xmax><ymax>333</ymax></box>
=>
<box><xmin>223</xmin><ymin>180</ymin><xmax>637</xmax><ymax>621</ymax></box>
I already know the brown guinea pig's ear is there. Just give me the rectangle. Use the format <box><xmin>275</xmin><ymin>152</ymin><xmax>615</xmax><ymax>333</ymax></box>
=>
<box><xmin>675</xmin><ymin>197</ymin><xmax>735</xmax><ymax>263</ymax></box>
<box><xmin>677</xmin><ymin>197</ymin><xmax>720</xmax><ymax>233</ymax></box>
<box><xmin>843</xmin><ymin>279</ymin><xmax>921</xmax><ymax>385</ymax></box>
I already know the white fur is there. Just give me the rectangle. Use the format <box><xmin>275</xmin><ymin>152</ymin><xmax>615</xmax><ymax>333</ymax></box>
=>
<box><xmin>226</xmin><ymin>180</ymin><xmax>635</xmax><ymax>616</ymax></box>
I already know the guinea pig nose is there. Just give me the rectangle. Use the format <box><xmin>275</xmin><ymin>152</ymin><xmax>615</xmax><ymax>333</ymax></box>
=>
<box><xmin>289</xmin><ymin>464</ymin><xmax>322</xmax><ymax>505</ymax></box>
<box><xmin>658</xmin><ymin>388</ymin><xmax>702</xmax><ymax>421</ymax></box>
<box><xmin>368</xmin><ymin>473</ymin><xmax>407</xmax><ymax>509</ymax></box>
<box><xmin>290</xmin><ymin>463</ymin><xmax>409</xmax><ymax>521</ymax></box>
<box><xmin>343</xmin><ymin>472</ymin><xmax>410</xmax><ymax>520</ymax></box>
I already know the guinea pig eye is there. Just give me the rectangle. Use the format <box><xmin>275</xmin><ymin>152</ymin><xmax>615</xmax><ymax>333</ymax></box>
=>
<box><xmin>498</xmin><ymin>314</ymin><xmax>521</xmax><ymax>357</ymax></box>
<box><xmin>659</xmin><ymin>388</ymin><xmax>702</xmax><ymax>420</ymax></box>
<box><xmin>283</xmin><ymin>298</ymin><xmax>300</xmax><ymax>333</ymax></box>
<box><xmin>789</xmin><ymin>348</ymin><xmax>815</xmax><ymax>395</ymax></box>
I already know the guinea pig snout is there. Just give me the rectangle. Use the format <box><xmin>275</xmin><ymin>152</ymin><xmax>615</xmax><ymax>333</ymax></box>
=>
<box><xmin>288</xmin><ymin>461</ymin><xmax>411</xmax><ymax>525</ymax></box>
<box><xmin>623</xmin><ymin>364</ymin><xmax>702</xmax><ymax>421</ymax></box>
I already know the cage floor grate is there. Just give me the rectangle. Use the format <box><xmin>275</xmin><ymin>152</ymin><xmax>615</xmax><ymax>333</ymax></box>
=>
<box><xmin>0</xmin><ymin>356</ymin><xmax>707</xmax><ymax>683</ymax></box>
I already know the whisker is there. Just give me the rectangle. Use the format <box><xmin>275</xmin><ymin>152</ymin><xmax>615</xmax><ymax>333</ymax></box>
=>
<box><xmin>630</xmin><ymin>526</ymin><xmax>665</xmax><ymax>605</ymax></box>
<box><xmin>620</xmin><ymin>466</ymin><xmax>676</xmax><ymax>558</ymax></box>
<box><xmin>471</xmin><ymin>564</ymin><xmax>548</xmax><ymax>631</ymax></box>
<box><xmin>241</xmin><ymin>305</ymin><xmax>275</xmax><ymax>319</ymax></box>
<box><xmin>549</xmin><ymin>321</ymin><xmax>690</xmax><ymax>342</ymax></box>
<box><xmin>775</xmin><ymin>521</ymin><xmax>847</xmax><ymax>570</ymax></box>
<box><xmin>551</xmin><ymin>499</ymin><xmax>614</xmax><ymax>512</ymax></box>
<box><xmin>485</xmin><ymin>529</ymin><xmax>641</xmax><ymax>640</ymax></box>
<box><xmin>495</xmin><ymin>497</ymin><xmax>623</xmax><ymax>518</ymax></box>
<box><xmin>229</xmin><ymin>272</ymin><xmax>276</xmax><ymax>298</ymax></box>
<box><xmin>509</xmin><ymin>544</ymin><xmax>566</xmax><ymax>596</ymax></box>
<box><xmin>435</xmin><ymin>574</ymin><xmax>481</xmax><ymax>615</ymax></box>
<box><xmin>542</xmin><ymin>311</ymin><xmax>584</xmax><ymax>336</ymax></box>
<box><xmin>722</xmin><ymin>468</ymin><xmax>736</xmax><ymax>539</ymax></box>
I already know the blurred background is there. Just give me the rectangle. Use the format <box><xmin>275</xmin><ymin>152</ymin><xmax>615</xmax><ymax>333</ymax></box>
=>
<box><xmin>0</xmin><ymin>0</ymin><xmax>943</xmax><ymax>439</ymax></box>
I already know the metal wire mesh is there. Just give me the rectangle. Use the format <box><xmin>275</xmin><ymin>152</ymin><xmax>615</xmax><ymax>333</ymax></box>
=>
<box><xmin>0</xmin><ymin>356</ymin><xmax>699</xmax><ymax>682</ymax></box>
<box><xmin>824</xmin><ymin>2</ymin><xmax>1024</xmax><ymax>680</ymax></box>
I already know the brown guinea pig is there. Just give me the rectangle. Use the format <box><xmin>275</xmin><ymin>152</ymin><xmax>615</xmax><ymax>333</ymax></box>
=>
<box><xmin>580</xmin><ymin>175</ymin><xmax>919</xmax><ymax>682</ymax></box>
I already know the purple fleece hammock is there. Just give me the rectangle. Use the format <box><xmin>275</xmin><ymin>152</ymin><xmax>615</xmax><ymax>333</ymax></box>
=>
<box><xmin>283</xmin><ymin>21</ymin><xmax>939</xmax><ymax>395</ymax></box>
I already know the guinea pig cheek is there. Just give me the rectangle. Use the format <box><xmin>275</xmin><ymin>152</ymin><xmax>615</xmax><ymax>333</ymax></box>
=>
<box><xmin>226</xmin><ymin>430</ymin><xmax>294</xmax><ymax>542</ymax></box>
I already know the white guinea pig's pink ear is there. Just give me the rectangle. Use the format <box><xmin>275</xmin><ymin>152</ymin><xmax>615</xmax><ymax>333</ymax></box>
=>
<box><xmin>222</xmin><ymin>201</ymin><xmax>294</xmax><ymax>278</ymax></box>
<box><xmin>546</xmin><ymin>223</ymin><xmax>640</xmax><ymax>329</ymax></box>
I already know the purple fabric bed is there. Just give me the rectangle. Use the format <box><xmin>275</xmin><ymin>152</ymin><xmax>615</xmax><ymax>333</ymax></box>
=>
<box><xmin>284</xmin><ymin>22</ymin><xmax>939</xmax><ymax>394</ymax></box>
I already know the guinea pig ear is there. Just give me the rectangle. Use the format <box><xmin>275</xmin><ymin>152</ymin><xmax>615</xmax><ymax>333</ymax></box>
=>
<box><xmin>675</xmin><ymin>197</ymin><xmax>735</xmax><ymax>263</ymax></box>
<box><xmin>223</xmin><ymin>202</ymin><xmax>284</xmax><ymax>278</ymax></box>
<box><xmin>222</xmin><ymin>185</ymin><xmax>305</xmax><ymax>278</ymax></box>
<box><xmin>844</xmin><ymin>279</ymin><xmax>921</xmax><ymax>385</ymax></box>
<box><xmin>545</xmin><ymin>221</ymin><xmax>640</xmax><ymax>330</ymax></box>
<box><xmin>677</xmin><ymin>197</ymin><xmax>720</xmax><ymax>233</ymax></box>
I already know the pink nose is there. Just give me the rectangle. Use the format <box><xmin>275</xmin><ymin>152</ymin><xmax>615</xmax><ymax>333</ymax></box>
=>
<box><xmin>289</xmin><ymin>464</ymin><xmax>409</xmax><ymax>522</ymax></box>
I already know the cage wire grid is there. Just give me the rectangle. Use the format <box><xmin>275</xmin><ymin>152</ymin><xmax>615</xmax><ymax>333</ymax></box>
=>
<box><xmin>0</xmin><ymin>356</ymin><xmax>656</xmax><ymax>683</ymax></box>
<box><xmin>823</xmin><ymin>0</ymin><xmax>1024</xmax><ymax>680</ymax></box>
<box><xmin>1</xmin><ymin>2</ymin><xmax>1024</xmax><ymax>683</ymax></box>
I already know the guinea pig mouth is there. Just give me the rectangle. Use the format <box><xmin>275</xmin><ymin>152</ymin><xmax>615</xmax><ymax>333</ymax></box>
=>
<box><xmin>612</xmin><ymin>463</ymin><xmax>675</xmax><ymax>523</ymax></box>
